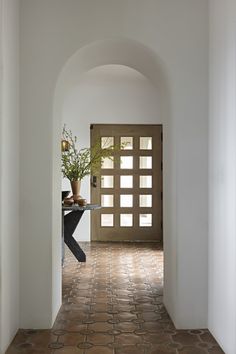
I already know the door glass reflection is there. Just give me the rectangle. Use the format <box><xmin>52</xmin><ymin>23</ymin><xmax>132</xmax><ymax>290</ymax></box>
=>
<box><xmin>101</xmin><ymin>176</ymin><xmax>114</xmax><ymax>188</ymax></box>
<box><xmin>121</xmin><ymin>137</ymin><xmax>133</xmax><ymax>150</ymax></box>
<box><xmin>101</xmin><ymin>195</ymin><xmax>114</xmax><ymax>207</ymax></box>
<box><xmin>140</xmin><ymin>137</ymin><xmax>152</xmax><ymax>150</ymax></box>
<box><xmin>120</xmin><ymin>214</ymin><xmax>133</xmax><ymax>227</ymax></box>
<box><xmin>101</xmin><ymin>157</ymin><xmax>114</xmax><ymax>169</ymax></box>
<box><xmin>120</xmin><ymin>175</ymin><xmax>133</xmax><ymax>188</ymax></box>
<box><xmin>139</xmin><ymin>176</ymin><xmax>152</xmax><ymax>188</ymax></box>
<box><xmin>101</xmin><ymin>137</ymin><xmax>114</xmax><ymax>149</ymax></box>
<box><xmin>101</xmin><ymin>214</ymin><xmax>114</xmax><ymax>227</ymax></box>
<box><xmin>139</xmin><ymin>156</ymin><xmax>152</xmax><ymax>169</ymax></box>
<box><xmin>139</xmin><ymin>195</ymin><xmax>152</xmax><ymax>207</ymax></box>
<box><xmin>139</xmin><ymin>214</ymin><xmax>152</xmax><ymax>227</ymax></box>
<box><xmin>120</xmin><ymin>156</ymin><xmax>133</xmax><ymax>169</ymax></box>
<box><xmin>120</xmin><ymin>195</ymin><xmax>133</xmax><ymax>207</ymax></box>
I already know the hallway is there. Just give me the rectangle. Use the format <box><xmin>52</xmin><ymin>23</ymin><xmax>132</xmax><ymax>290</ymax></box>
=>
<box><xmin>7</xmin><ymin>243</ymin><xmax>223</xmax><ymax>354</ymax></box>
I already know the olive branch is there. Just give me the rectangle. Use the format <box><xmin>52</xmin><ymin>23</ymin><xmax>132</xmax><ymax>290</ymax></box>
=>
<box><xmin>61</xmin><ymin>125</ymin><xmax>117</xmax><ymax>181</ymax></box>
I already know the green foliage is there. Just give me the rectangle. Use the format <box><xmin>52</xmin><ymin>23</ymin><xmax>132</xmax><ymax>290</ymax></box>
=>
<box><xmin>61</xmin><ymin>125</ymin><xmax>115</xmax><ymax>181</ymax></box>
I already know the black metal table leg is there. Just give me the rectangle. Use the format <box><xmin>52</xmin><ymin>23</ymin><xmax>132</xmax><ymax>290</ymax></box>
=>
<box><xmin>62</xmin><ymin>210</ymin><xmax>65</xmax><ymax>265</ymax></box>
<box><xmin>63</xmin><ymin>210</ymin><xmax>86</xmax><ymax>262</ymax></box>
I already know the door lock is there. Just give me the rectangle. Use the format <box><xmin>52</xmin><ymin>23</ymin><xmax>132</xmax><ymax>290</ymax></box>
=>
<box><xmin>92</xmin><ymin>176</ymin><xmax>97</xmax><ymax>188</ymax></box>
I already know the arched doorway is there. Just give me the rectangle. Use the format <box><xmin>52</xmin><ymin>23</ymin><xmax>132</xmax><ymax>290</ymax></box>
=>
<box><xmin>61</xmin><ymin>64</ymin><xmax>163</xmax><ymax>242</ymax></box>
<box><xmin>53</xmin><ymin>37</ymin><xmax>172</xmax><ymax>321</ymax></box>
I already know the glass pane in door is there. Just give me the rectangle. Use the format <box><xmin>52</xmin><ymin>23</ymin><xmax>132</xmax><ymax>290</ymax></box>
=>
<box><xmin>120</xmin><ymin>214</ymin><xmax>133</xmax><ymax>227</ymax></box>
<box><xmin>101</xmin><ymin>137</ymin><xmax>114</xmax><ymax>149</ymax></box>
<box><xmin>120</xmin><ymin>156</ymin><xmax>133</xmax><ymax>169</ymax></box>
<box><xmin>140</xmin><ymin>137</ymin><xmax>152</xmax><ymax>150</ymax></box>
<box><xmin>120</xmin><ymin>195</ymin><xmax>133</xmax><ymax>207</ymax></box>
<box><xmin>139</xmin><ymin>176</ymin><xmax>152</xmax><ymax>188</ymax></box>
<box><xmin>139</xmin><ymin>156</ymin><xmax>152</xmax><ymax>169</ymax></box>
<box><xmin>139</xmin><ymin>195</ymin><xmax>152</xmax><ymax>207</ymax></box>
<box><xmin>101</xmin><ymin>214</ymin><xmax>114</xmax><ymax>227</ymax></box>
<box><xmin>121</xmin><ymin>137</ymin><xmax>133</xmax><ymax>150</ymax></box>
<box><xmin>120</xmin><ymin>176</ymin><xmax>133</xmax><ymax>188</ymax></box>
<box><xmin>101</xmin><ymin>157</ymin><xmax>114</xmax><ymax>169</ymax></box>
<box><xmin>101</xmin><ymin>195</ymin><xmax>114</xmax><ymax>207</ymax></box>
<box><xmin>139</xmin><ymin>214</ymin><xmax>152</xmax><ymax>227</ymax></box>
<box><xmin>101</xmin><ymin>176</ymin><xmax>114</xmax><ymax>188</ymax></box>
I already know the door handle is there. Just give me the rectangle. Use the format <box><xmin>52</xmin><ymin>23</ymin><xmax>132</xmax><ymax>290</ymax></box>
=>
<box><xmin>92</xmin><ymin>176</ymin><xmax>97</xmax><ymax>188</ymax></box>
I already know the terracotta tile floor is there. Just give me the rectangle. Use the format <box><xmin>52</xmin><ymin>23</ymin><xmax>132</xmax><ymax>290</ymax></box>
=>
<box><xmin>7</xmin><ymin>242</ymin><xmax>224</xmax><ymax>354</ymax></box>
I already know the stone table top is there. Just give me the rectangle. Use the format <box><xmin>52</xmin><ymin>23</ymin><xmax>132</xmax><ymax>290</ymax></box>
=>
<box><xmin>62</xmin><ymin>204</ymin><xmax>101</xmax><ymax>211</ymax></box>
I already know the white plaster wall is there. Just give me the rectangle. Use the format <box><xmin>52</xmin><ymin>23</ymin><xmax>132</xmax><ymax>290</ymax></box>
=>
<box><xmin>19</xmin><ymin>5</ymin><xmax>62</xmax><ymax>327</ymax></box>
<box><xmin>20</xmin><ymin>0</ymin><xmax>208</xmax><ymax>329</ymax></box>
<box><xmin>62</xmin><ymin>64</ymin><xmax>161</xmax><ymax>241</ymax></box>
<box><xmin>209</xmin><ymin>1</ymin><xmax>236</xmax><ymax>353</ymax></box>
<box><xmin>0</xmin><ymin>0</ymin><xmax>19</xmax><ymax>352</ymax></box>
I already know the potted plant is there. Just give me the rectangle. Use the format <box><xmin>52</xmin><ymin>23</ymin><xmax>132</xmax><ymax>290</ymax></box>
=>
<box><xmin>61</xmin><ymin>125</ymin><xmax>114</xmax><ymax>197</ymax></box>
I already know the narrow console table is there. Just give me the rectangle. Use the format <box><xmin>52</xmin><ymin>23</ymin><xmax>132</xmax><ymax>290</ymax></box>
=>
<box><xmin>62</xmin><ymin>204</ymin><xmax>101</xmax><ymax>263</ymax></box>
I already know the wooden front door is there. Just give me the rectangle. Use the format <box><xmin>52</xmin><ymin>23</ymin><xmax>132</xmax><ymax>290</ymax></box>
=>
<box><xmin>91</xmin><ymin>124</ymin><xmax>162</xmax><ymax>242</ymax></box>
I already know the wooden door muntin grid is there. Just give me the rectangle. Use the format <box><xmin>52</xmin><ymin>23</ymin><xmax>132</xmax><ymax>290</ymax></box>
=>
<box><xmin>91</xmin><ymin>124</ymin><xmax>162</xmax><ymax>242</ymax></box>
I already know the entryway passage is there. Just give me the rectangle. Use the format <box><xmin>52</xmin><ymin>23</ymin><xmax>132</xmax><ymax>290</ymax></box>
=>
<box><xmin>91</xmin><ymin>124</ymin><xmax>163</xmax><ymax>242</ymax></box>
<box><xmin>7</xmin><ymin>243</ymin><xmax>222</xmax><ymax>353</ymax></box>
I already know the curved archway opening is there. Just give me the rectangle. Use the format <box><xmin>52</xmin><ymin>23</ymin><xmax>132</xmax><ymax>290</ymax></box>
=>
<box><xmin>52</xmin><ymin>37</ymin><xmax>173</xmax><ymax>322</ymax></box>
<box><xmin>62</xmin><ymin>64</ymin><xmax>163</xmax><ymax>240</ymax></box>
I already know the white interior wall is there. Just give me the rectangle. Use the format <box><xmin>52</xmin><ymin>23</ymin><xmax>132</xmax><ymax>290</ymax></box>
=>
<box><xmin>5</xmin><ymin>0</ymin><xmax>236</xmax><ymax>351</ymax></box>
<box><xmin>62</xmin><ymin>64</ymin><xmax>161</xmax><ymax>241</ymax></box>
<box><xmin>20</xmin><ymin>0</ymin><xmax>208</xmax><ymax>330</ymax></box>
<box><xmin>209</xmin><ymin>1</ymin><xmax>236</xmax><ymax>353</ymax></box>
<box><xmin>0</xmin><ymin>0</ymin><xmax>19</xmax><ymax>352</ymax></box>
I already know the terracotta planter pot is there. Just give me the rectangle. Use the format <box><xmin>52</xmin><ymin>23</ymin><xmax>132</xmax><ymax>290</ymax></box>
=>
<box><xmin>70</xmin><ymin>180</ymin><xmax>81</xmax><ymax>197</ymax></box>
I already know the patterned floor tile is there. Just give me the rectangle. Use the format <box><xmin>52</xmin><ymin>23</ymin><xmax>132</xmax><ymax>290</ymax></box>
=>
<box><xmin>6</xmin><ymin>242</ymin><xmax>224</xmax><ymax>354</ymax></box>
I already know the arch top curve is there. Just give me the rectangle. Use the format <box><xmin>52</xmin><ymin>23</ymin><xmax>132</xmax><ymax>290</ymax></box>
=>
<box><xmin>55</xmin><ymin>37</ymin><xmax>169</xmax><ymax>99</ymax></box>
